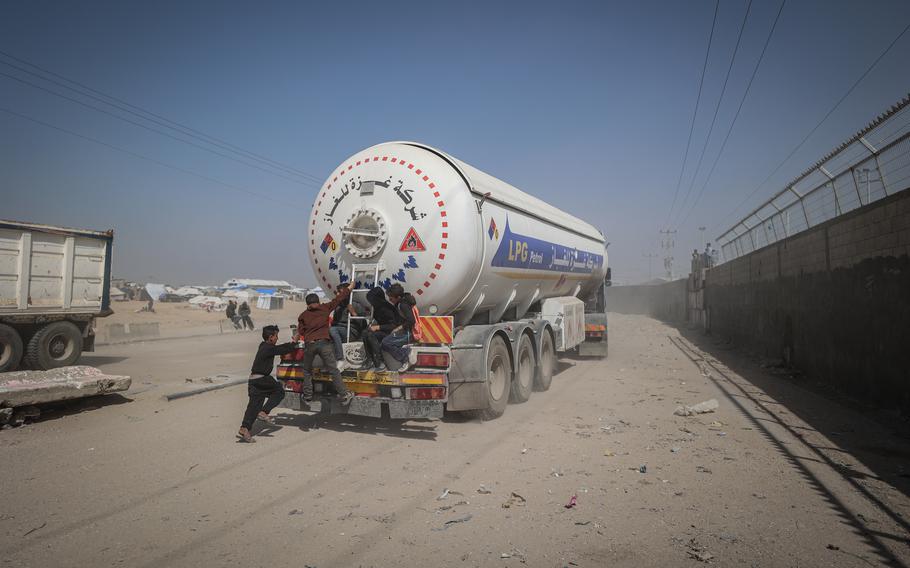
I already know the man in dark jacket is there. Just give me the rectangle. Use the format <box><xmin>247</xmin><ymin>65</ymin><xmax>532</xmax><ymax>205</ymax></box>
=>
<box><xmin>238</xmin><ymin>325</ymin><xmax>297</xmax><ymax>443</ymax></box>
<box><xmin>225</xmin><ymin>300</ymin><xmax>242</xmax><ymax>330</ymax></box>
<box><xmin>361</xmin><ymin>285</ymin><xmax>402</xmax><ymax>371</ymax></box>
<box><xmin>298</xmin><ymin>283</ymin><xmax>355</xmax><ymax>405</ymax></box>
<box><xmin>382</xmin><ymin>285</ymin><xmax>417</xmax><ymax>371</ymax></box>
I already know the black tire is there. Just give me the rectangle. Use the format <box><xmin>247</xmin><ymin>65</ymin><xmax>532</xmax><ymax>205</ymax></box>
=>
<box><xmin>509</xmin><ymin>333</ymin><xmax>534</xmax><ymax>403</ymax></box>
<box><xmin>24</xmin><ymin>321</ymin><xmax>83</xmax><ymax>370</ymax></box>
<box><xmin>534</xmin><ymin>330</ymin><xmax>555</xmax><ymax>392</ymax></box>
<box><xmin>0</xmin><ymin>323</ymin><xmax>23</xmax><ymax>372</ymax></box>
<box><xmin>472</xmin><ymin>335</ymin><xmax>511</xmax><ymax>420</ymax></box>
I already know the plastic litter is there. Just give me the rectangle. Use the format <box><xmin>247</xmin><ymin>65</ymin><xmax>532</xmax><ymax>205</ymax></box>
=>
<box><xmin>501</xmin><ymin>492</ymin><xmax>527</xmax><ymax>508</ymax></box>
<box><xmin>477</xmin><ymin>485</ymin><xmax>492</xmax><ymax>494</ymax></box>
<box><xmin>565</xmin><ymin>494</ymin><xmax>577</xmax><ymax>509</ymax></box>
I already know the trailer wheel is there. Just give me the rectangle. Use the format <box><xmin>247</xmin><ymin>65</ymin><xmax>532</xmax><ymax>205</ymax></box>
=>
<box><xmin>510</xmin><ymin>333</ymin><xmax>534</xmax><ymax>403</ymax></box>
<box><xmin>471</xmin><ymin>335</ymin><xmax>510</xmax><ymax>420</ymax></box>
<box><xmin>24</xmin><ymin>321</ymin><xmax>83</xmax><ymax>370</ymax></box>
<box><xmin>0</xmin><ymin>323</ymin><xmax>23</xmax><ymax>372</ymax></box>
<box><xmin>534</xmin><ymin>330</ymin><xmax>555</xmax><ymax>391</ymax></box>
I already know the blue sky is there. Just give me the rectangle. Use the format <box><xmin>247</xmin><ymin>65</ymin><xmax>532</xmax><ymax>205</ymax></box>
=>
<box><xmin>2</xmin><ymin>0</ymin><xmax>908</xmax><ymax>285</ymax></box>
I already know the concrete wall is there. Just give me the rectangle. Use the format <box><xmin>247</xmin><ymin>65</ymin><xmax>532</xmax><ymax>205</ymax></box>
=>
<box><xmin>608</xmin><ymin>279</ymin><xmax>688</xmax><ymax>323</ymax></box>
<box><xmin>706</xmin><ymin>188</ymin><xmax>910</xmax><ymax>410</ymax></box>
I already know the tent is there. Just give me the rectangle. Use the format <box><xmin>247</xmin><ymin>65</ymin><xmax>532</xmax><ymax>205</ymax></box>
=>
<box><xmin>144</xmin><ymin>283</ymin><xmax>167</xmax><ymax>301</ymax></box>
<box><xmin>256</xmin><ymin>295</ymin><xmax>285</xmax><ymax>310</ymax></box>
<box><xmin>188</xmin><ymin>295</ymin><xmax>227</xmax><ymax>310</ymax></box>
<box><xmin>173</xmin><ymin>286</ymin><xmax>203</xmax><ymax>297</ymax></box>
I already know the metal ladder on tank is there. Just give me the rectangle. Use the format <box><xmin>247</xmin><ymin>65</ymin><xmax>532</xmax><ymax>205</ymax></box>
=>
<box><xmin>346</xmin><ymin>262</ymin><xmax>384</xmax><ymax>342</ymax></box>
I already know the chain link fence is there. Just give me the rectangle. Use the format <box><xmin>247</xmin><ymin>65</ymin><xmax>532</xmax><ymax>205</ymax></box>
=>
<box><xmin>716</xmin><ymin>95</ymin><xmax>910</xmax><ymax>262</ymax></box>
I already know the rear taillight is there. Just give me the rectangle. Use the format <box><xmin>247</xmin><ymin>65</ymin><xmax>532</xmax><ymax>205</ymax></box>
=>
<box><xmin>416</xmin><ymin>352</ymin><xmax>450</xmax><ymax>368</ymax></box>
<box><xmin>406</xmin><ymin>387</ymin><xmax>446</xmax><ymax>400</ymax></box>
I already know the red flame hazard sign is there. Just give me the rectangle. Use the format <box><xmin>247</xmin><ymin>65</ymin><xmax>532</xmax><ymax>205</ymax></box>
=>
<box><xmin>399</xmin><ymin>227</ymin><xmax>426</xmax><ymax>252</ymax></box>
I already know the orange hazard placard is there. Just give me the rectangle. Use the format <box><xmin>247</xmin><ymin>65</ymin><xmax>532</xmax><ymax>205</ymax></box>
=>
<box><xmin>418</xmin><ymin>316</ymin><xmax>454</xmax><ymax>344</ymax></box>
<box><xmin>399</xmin><ymin>227</ymin><xmax>426</xmax><ymax>252</ymax></box>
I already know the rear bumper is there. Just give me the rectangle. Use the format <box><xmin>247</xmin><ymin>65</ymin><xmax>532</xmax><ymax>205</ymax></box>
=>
<box><xmin>279</xmin><ymin>391</ymin><xmax>444</xmax><ymax>419</ymax></box>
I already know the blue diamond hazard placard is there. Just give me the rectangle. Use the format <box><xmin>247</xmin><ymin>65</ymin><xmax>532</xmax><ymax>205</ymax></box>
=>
<box><xmin>399</xmin><ymin>227</ymin><xmax>426</xmax><ymax>252</ymax></box>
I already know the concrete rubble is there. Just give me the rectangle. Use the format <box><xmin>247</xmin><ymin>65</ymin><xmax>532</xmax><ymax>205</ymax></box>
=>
<box><xmin>0</xmin><ymin>366</ymin><xmax>131</xmax><ymax>415</ymax></box>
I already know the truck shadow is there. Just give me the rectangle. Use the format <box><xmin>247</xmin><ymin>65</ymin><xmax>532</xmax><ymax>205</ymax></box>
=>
<box><xmin>78</xmin><ymin>354</ymin><xmax>131</xmax><ymax>366</ymax></box>
<box><xmin>271</xmin><ymin>412</ymin><xmax>438</xmax><ymax>441</ymax></box>
<box><xmin>674</xmin><ymin>326</ymin><xmax>910</xmax><ymax>566</ymax></box>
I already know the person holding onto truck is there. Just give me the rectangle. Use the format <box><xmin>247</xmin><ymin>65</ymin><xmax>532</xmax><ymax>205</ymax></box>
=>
<box><xmin>238</xmin><ymin>325</ymin><xmax>298</xmax><ymax>443</ymax></box>
<box><xmin>381</xmin><ymin>286</ymin><xmax>420</xmax><ymax>372</ymax></box>
<box><xmin>238</xmin><ymin>301</ymin><xmax>254</xmax><ymax>330</ymax></box>
<box><xmin>298</xmin><ymin>284</ymin><xmax>355</xmax><ymax>405</ymax></box>
<box><xmin>361</xmin><ymin>285</ymin><xmax>402</xmax><ymax>371</ymax></box>
<box><xmin>328</xmin><ymin>284</ymin><xmax>367</xmax><ymax>370</ymax></box>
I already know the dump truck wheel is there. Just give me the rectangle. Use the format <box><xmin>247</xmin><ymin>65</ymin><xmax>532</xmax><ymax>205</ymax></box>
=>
<box><xmin>534</xmin><ymin>330</ymin><xmax>555</xmax><ymax>391</ymax></box>
<box><xmin>510</xmin><ymin>333</ymin><xmax>534</xmax><ymax>403</ymax></box>
<box><xmin>24</xmin><ymin>321</ymin><xmax>83</xmax><ymax>370</ymax></box>
<box><xmin>0</xmin><ymin>323</ymin><xmax>23</xmax><ymax>372</ymax></box>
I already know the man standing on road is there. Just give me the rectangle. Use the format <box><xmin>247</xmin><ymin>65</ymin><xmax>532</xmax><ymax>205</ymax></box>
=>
<box><xmin>238</xmin><ymin>301</ymin><xmax>254</xmax><ymax>330</ymax></box>
<box><xmin>298</xmin><ymin>283</ymin><xmax>355</xmax><ymax>405</ymax></box>
<box><xmin>238</xmin><ymin>325</ymin><xmax>297</xmax><ymax>443</ymax></box>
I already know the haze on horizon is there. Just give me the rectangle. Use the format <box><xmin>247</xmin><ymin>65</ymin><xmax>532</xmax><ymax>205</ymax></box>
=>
<box><xmin>2</xmin><ymin>0</ymin><xmax>908</xmax><ymax>287</ymax></box>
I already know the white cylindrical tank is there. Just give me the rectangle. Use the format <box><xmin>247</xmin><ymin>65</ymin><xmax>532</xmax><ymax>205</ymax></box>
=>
<box><xmin>308</xmin><ymin>142</ymin><xmax>607</xmax><ymax>325</ymax></box>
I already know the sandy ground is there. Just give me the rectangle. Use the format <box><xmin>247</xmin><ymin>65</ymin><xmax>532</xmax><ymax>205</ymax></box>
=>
<box><xmin>1</xmin><ymin>313</ymin><xmax>909</xmax><ymax>567</ymax></box>
<box><xmin>98</xmin><ymin>300</ymin><xmax>305</xmax><ymax>343</ymax></box>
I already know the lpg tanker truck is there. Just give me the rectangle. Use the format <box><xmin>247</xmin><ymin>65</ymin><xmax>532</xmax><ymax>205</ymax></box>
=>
<box><xmin>276</xmin><ymin>142</ymin><xmax>609</xmax><ymax>420</ymax></box>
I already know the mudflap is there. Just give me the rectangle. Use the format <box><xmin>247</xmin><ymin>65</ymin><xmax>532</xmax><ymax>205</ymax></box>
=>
<box><xmin>578</xmin><ymin>337</ymin><xmax>608</xmax><ymax>357</ymax></box>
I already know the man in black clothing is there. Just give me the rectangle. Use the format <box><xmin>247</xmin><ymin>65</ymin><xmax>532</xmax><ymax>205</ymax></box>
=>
<box><xmin>361</xmin><ymin>286</ymin><xmax>402</xmax><ymax>371</ymax></box>
<box><xmin>238</xmin><ymin>325</ymin><xmax>297</xmax><ymax>443</ymax></box>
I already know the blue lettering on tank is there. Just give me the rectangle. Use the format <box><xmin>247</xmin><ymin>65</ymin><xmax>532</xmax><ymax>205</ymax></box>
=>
<box><xmin>491</xmin><ymin>219</ymin><xmax>603</xmax><ymax>274</ymax></box>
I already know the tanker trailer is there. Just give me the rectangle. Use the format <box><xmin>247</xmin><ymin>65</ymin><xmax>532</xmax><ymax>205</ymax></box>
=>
<box><xmin>278</xmin><ymin>141</ymin><xmax>608</xmax><ymax>420</ymax></box>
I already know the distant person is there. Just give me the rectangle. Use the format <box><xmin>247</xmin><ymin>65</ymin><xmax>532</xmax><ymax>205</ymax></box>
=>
<box><xmin>381</xmin><ymin>285</ymin><xmax>420</xmax><ymax>371</ymax></box>
<box><xmin>361</xmin><ymin>285</ymin><xmax>402</xmax><ymax>371</ymax></box>
<box><xmin>146</xmin><ymin>298</ymin><xmax>155</xmax><ymax>313</ymax></box>
<box><xmin>225</xmin><ymin>300</ymin><xmax>242</xmax><ymax>330</ymax></box>
<box><xmin>328</xmin><ymin>283</ymin><xmax>367</xmax><ymax>369</ymax></box>
<box><xmin>297</xmin><ymin>284</ymin><xmax>355</xmax><ymax>405</ymax></box>
<box><xmin>238</xmin><ymin>301</ymin><xmax>254</xmax><ymax>330</ymax></box>
<box><xmin>237</xmin><ymin>325</ymin><xmax>297</xmax><ymax>443</ymax></box>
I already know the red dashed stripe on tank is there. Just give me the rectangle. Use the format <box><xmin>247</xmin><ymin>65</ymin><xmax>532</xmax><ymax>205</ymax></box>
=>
<box><xmin>310</xmin><ymin>154</ymin><xmax>448</xmax><ymax>296</ymax></box>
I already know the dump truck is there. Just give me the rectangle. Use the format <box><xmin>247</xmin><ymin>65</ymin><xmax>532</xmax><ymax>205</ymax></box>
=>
<box><xmin>0</xmin><ymin>220</ymin><xmax>114</xmax><ymax>372</ymax></box>
<box><xmin>277</xmin><ymin>142</ymin><xmax>609</xmax><ymax>420</ymax></box>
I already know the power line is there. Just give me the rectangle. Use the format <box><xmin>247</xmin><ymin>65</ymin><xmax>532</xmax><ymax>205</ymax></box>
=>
<box><xmin>664</xmin><ymin>0</ymin><xmax>720</xmax><ymax>228</ymax></box>
<box><xmin>716</xmin><ymin>19</ymin><xmax>910</xmax><ymax>229</ymax></box>
<box><xmin>0</xmin><ymin>106</ymin><xmax>284</xmax><ymax>204</ymax></box>
<box><xmin>0</xmin><ymin>62</ymin><xmax>322</xmax><ymax>189</ymax></box>
<box><xmin>675</xmin><ymin>0</ymin><xmax>787</xmax><ymax>229</ymax></box>
<box><xmin>671</xmin><ymin>0</ymin><xmax>754</xmax><ymax>228</ymax></box>
<box><xmin>0</xmin><ymin>49</ymin><xmax>325</xmax><ymax>185</ymax></box>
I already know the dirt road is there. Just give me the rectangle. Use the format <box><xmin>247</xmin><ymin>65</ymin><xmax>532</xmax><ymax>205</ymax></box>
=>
<box><xmin>2</xmin><ymin>313</ymin><xmax>909</xmax><ymax>567</ymax></box>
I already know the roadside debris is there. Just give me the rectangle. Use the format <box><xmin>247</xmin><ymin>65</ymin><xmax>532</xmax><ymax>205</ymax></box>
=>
<box><xmin>432</xmin><ymin>514</ymin><xmax>473</xmax><ymax>531</ymax></box>
<box><xmin>477</xmin><ymin>485</ymin><xmax>492</xmax><ymax>494</ymax></box>
<box><xmin>501</xmin><ymin>492</ymin><xmax>526</xmax><ymax>508</ymax></box>
<box><xmin>437</xmin><ymin>489</ymin><xmax>450</xmax><ymax>500</ymax></box>
<box><xmin>638</xmin><ymin>464</ymin><xmax>648</xmax><ymax>473</ymax></box>
<box><xmin>22</xmin><ymin>521</ymin><xmax>47</xmax><ymax>537</ymax></box>
<box><xmin>685</xmin><ymin>538</ymin><xmax>714</xmax><ymax>562</ymax></box>
<box><xmin>674</xmin><ymin>399</ymin><xmax>718</xmax><ymax>416</ymax></box>
<box><xmin>604</xmin><ymin>450</ymin><xmax>615</xmax><ymax>457</ymax></box>
<box><xmin>671</xmin><ymin>447</ymin><xmax>681</xmax><ymax>453</ymax></box>
<box><xmin>565</xmin><ymin>494</ymin><xmax>577</xmax><ymax>509</ymax></box>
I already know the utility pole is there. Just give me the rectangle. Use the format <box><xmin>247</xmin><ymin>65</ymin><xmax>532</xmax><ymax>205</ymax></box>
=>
<box><xmin>642</xmin><ymin>252</ymin><xmax>659</xmax><ymax>280</ymax></box>
<box><xmin>659</xmin><ymin>229</ymin><xmax>677</xmax><ymax>280</ymax></box>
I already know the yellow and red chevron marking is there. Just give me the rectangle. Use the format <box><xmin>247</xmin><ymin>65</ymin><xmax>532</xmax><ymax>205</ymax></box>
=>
<box><xmin>419</xmin><ymin>316</ymin><xmax>454</xmax><ymax>344</ymax></box>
